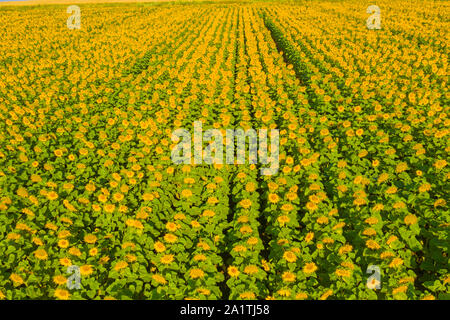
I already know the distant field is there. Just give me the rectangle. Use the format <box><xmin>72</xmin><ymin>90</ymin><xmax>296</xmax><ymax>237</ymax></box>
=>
<box><xmin>0</xmin><ymin>0</ymin><xmax>177</xmax><ymax>6</ymax></box>
<box><xmin>0</xmin><ymin>0</ymin><xmax>448</xmax><ymax>301</ymax></box>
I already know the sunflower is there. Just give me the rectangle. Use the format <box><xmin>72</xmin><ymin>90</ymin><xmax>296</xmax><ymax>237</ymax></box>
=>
<box><xmin>353</xmin><ymin>198</ymin><xmax>366</xmax><ymax>206</ymax></box>
<box><xmin>197</xmin><ymin>288</ymin><xmax>211</xmax><ymax>296</ymax></box>
<box><xmin>239</xmin><ymin>225</ymin><xmax>252</xmax><ymax>234</ymax></box>
<box><xmin>181</xmin><ymin>189</ymin><xmax>192</xmax><ymax>198</ymax></box>
<box><xmin>104</xmin><ymin>204</ymin><xmax>116</xmax><ymax>213</ymax></box>
<box><xmin>380</xmin><ymin>251</ymin><xmax>395</xmax><ymax>259</ymax></box>
<box><xmin>189</xmin><ymin>268</ymin><xmax>205</xmax><ymax>279</ymax></box>
<box><xmin>389</xmin><ymin>258</ymin><xmax>404</xmax><ymax>268</ymax></box>
<box><xmin>98</xmin><ymin>194</ymin><xmax>108</xmax><ymax>203</ymax></box>
<box><xmin>392</xmin><ymin>286</ymin><xmax>408</xmax><ymax>295</ymax></box>
<box><xmin>308</xmin><ymin>195</ymin><xmax>320</xmax><ymax>203</ymax></box>
<box><xmin>68</xmin><ymin>247</ymin><xmax>81</xmax><ymax>257</ymax></box>
<box><xmin>418</xmin><ymin>183</ymin><xmax>431</xmax><ymax>193</ymax></box>
<box><xmin>268</xmin><ymin>193</ymin><xmax>279</xmax><ymax>203</ymax></box>
<box><xmin>164</xmin><ymin>233</ymin><xmax>177</xmax><ymax>243</ymax></box>
<box><xmin>114</xmin><ymin>261</ymin><xmax>128</xmax><ymax>271</ymax></box>
<box><xmin>239</xmin><ymin>199</ymin><xmax>252</xmax><ymax>209</ymax></box>
<box><xmin>240</xmin><ymin>292</ymin><xmax>256</xmax><ymax>299</ymax></box>
<box><xmin>32</xmin><ymin>237</ymin><xmax>44</xmax><ymax>246</ymax></box>
<box><xmin>341</xmin><ymin>261</ymin><xmax>354</xmax><ymax>270</ymax></box>
<box><xmin>126</xmin><ymin>254</ymin><xmax>137</xmax><ymax>263</ymax></box>
<box><xmin>317</xmin><ymin>216</ymin><xmax>329</xmax><ymax>224</ymax></box>
<box><xmin>85</xmin><ymin>183</ymin><xmax>96</xmax><ymax>192</ymax></box>
<box><xmin>295</xmin><ymin>292</ymin><xmax>308</xmax><ymax>300</ymax></box>
<box><xmin>160</xmin><ymin>254</ymin><xmax>174</xmax><ymax>264</ymax></box>
<box><xmin>10</xmin><ymin>273</ymin><xmax>24</xmax><ymax>286</ymax></box>
<box><xmin>46</xmin><ymin>191</ymin><xmax>58</xmax><ymax>201</ymax></box>
<box><xmin>304</xmin><ymin>232</ymin><xmax>314</xmax><ymax>243</ymax></box>
<box><xmin>233</xmin><ymin>245</ymin><xmax>247</xmax><ymax>252</ymax></box>
<box><xmin>53</xmin><ymin>275</ymin><xmax>67</xmax><ymax>285</ymax></box>
<box><xmin>386</xmin><ymin>235</ymin><xmax>398</xmax><ymax>246</ymax></box>
<box><xmin>34</xmin><ymin>249</ymin><xmax>48</xmax><ymax>260</ymax></box>
<box><xmin>166</xmin><ymin>222</ymin><xmax>180</xmax><ymax>232</ymax></box>
<box><xmin>113</xmin><ymin>192</ymin><xmax>124</xmax><ymax>202</ymax></box>
<box><xmin>277</xmin><ymin>215</ymin><xmax>290</xmax><ymax>226</ymax></box>
<box><xmin>54</xmin><ymin>289</ymin><xmax>70</xmax><ymax>300</ymax></box>
<box><xmin>58</xmin><ymin>239</ymin><xmax>69</xmax><ymax>248</ymax></box>
<box><xmin>99</xmin><ymin>256</ymin><xmax>110</xmax><ymax>265</ymax></box>
<box><xmin>152</xmin><ymin>274</ymin><xmax>166</xmax><ymax>285</ymax></box>
<box><xmin>206</xmin><ymin>197</ymin><xmax>219</xmax><ymax>205</ymax></box>
<box><xmin>306</xmin><ymin>202</ymin><xmax>318</xmax><ymax>211</ymax></box>
<box><xmin>404</xmin><ymin>214</ymin><xmax>418</xmax><ymax>225</ymax></box>
<box><xmin>303</xmin><ymin>262</ymin><xmax>318</xmax><ymax>274</ymax></box>
<box><xmin>191</xmin><ymin>220</ymin><xmax>201</xmax><ymax>228</ymax></box>
<box><xmin>202</xmin><ymin>209</ymin><xmax>215</xmax><ymax>217</ymax></box>
<box><xmin>365</xmin><ymin>217</ymin><xmax>378</xmax><ymax>225</ymax></box>
<box><xmin>335</xmin><ymin>269</ymin><xmax>351</xmax><ymax>278</ymax></box>
<box><xmin>154</xmin><ymin>241</ymin><xmax>166</xmax><ymax>253</ymax></box>
<box><xmin>362</xmin><ymin>228</ymin><xmax>376</xmax><ymax>237</ymax></box>
<box><xmin>372</xmin><ymin>203</ymin><xmax>384</xmax><ymax>212</ymax></box>
<box><xmin>282</xmin><ymin>271</ymin><xmax>296</xmax><ymax>282</ymax></box>
<box><xmin>60</xmin><ymin>257</ymin><xmax>72</xmax><ymax>267</ymax></box>
<box><xmin>277</xmin><ymin>289</ymin><xmax>291</xmax><ymax>297</ymax></box>
<box><xmin>366</xmin><ymin>240</ymin><xmax>381</xmax><ymax>250</ymax></box>
<box><xmin>434</xmin><ymin>159</ymin><xmax>447</xmax><ymax>169</ymax></box>
<box><xmin>197</xmin><ymin>241</ymin><xmax>210</xmax><ymax>250</ymax></box>
<box><xmin>285</xmin><ymin>192</ymin><xmax>298</xmax><ymax>201</ymax></box>
<box><xmin>227</xmin><ymin>266</ymin><xmax>240</xmax><ymax>278</ymax></box>
<box><xmin>385</xmin><ymin>186</ymin><xmax>398</xmax><ymax>194</ymax></box>
<box><xmin>244</xmin><ymin>265</ymin><xmax>259</xmax><ymax>275</ymax></box>
<box><xmin>193</xmin><ymin>254</ymin><xmax>207</xmax><ymax>261</ymax></box>
<box><xmin>80</xmin><ymin>265</ymin><xmax>93</xmax><ymax>276</ymax></box>
<box><xmin>319</xmin><ymin>289</ymin><xmax>333</xmax><ymax>300</ymax></box>
<box><xmin>283</xmin><ymin>250</ymin><xmax>297</xmax><ymax>263</ymax></box>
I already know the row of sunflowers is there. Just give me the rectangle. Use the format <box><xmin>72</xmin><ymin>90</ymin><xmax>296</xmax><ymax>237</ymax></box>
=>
<box><xmin>0</xmin><ymin>0</ymin><xmax>448</xmax><ymax>300</ymax></box>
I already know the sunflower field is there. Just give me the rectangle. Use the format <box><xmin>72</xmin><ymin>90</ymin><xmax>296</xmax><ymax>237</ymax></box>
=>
<box><xmin>0</xmin><ymin>0</ymin><xmax>448</xmax><ymax>300</ymax></box>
